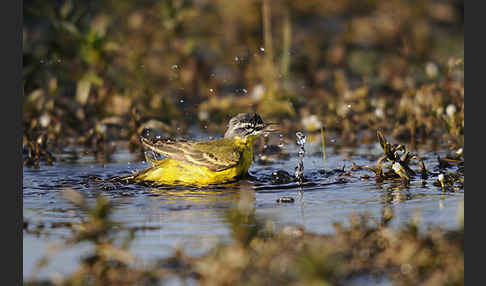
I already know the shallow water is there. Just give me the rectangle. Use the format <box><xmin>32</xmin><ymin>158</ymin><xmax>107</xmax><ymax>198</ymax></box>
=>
<box><xmin>23</xmin><ymin>137</ymin><xmax>464</xmax><ymax>281</ymax></box>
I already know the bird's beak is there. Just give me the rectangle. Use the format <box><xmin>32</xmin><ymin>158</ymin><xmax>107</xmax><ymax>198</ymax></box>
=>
<box><xmin>262</xmin><ymin>122</ymin><xmax>279</xmax><ymax>133</ymax></box>
<box><xmin>249</xmin><ymin>122</ymin><xmax>279</xmax><ymax>137</ymax></box>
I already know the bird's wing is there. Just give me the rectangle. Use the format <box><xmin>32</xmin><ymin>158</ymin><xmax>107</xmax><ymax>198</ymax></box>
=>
<box><xmin>140</xmin><ymin>137</ymin><xmax>241</xmax><ymax>172</ymax></box>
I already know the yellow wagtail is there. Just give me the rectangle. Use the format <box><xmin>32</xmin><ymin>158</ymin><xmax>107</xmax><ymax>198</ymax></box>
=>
<box><xmin>131</xmin><ymin>113</ymin><xmax>275</xmax><ymax>186</ymax></box>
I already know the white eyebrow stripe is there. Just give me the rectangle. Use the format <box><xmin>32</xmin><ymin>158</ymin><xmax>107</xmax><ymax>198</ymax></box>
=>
<box><xmin>236</xmin><ymin>122</ymin><xmax>252</xmax><ymax>127</ymax></box>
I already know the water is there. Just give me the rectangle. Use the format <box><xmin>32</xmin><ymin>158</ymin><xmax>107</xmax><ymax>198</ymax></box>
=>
<box><xmin>23</xmin><ymin>138</ymin><xmax>464</xmax><ymax>280</ymax></box>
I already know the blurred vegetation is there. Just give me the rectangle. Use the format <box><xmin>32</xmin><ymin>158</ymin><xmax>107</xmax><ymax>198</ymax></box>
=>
<box><xmin>23</xmin><ymin>0</ymin><xmax>464</xmax><ymax>165</ymax></box>
<box><xmin>25</xmin><ymin>189</ymin><xmax>464</xmax><ymax>286</ymax></box>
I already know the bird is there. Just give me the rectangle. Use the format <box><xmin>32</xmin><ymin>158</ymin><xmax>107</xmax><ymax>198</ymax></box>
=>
<box><xmin>129</xmin><ymin>113</ymin><xmax>275</xmax><ymax>186</ymax></box>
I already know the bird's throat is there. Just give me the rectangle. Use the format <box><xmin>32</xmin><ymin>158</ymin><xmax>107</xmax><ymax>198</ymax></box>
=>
<box><xmin>233</xmin><ymin>135</ymin><xmax>258</xmax><ymax>149</ymax></box>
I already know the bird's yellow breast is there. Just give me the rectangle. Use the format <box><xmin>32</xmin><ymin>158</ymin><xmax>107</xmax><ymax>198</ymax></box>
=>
<box><xmin>133</xmin><ymin>137</ymin><xmax>255</xmax><ymax>186</ymax></box>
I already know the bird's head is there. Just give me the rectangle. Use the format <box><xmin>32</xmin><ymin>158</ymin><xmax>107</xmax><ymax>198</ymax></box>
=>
<box><xmin>224</xmin><ymin>113</ymin><xmax>276</xmax><ymax>141</ymax></box>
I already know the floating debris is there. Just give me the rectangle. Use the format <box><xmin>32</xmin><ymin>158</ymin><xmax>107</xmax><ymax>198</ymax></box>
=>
<box><xmin>433</xmin><ymin>172</ymin><xmax>463</xmax><ymax>191</ymax></box>
<box><xmin>276</xmin><ymin>197</ymin><xmax>295</xmax><ymax>203</ymax></box>
<box><xmin>392</xmin><ymin>161</ymin><xmax>409</xmax><ymax>181</ymax></box>
<box><xmin>362</xmin><ymin>131</ymin><xmax>427</xmax><ymax>183</ymax></box>
<box><xmin>438</xmin><ymin>173</ymin><xmax>446</xmax><ymax>190</ymax></box>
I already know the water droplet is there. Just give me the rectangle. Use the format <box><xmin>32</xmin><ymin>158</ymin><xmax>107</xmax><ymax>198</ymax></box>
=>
<box><xmin>142</xmin><ymin>128</ymin><xmax>151</xmax><ymax>138</ymax></box>
<box><xmin>295</xmin><ymin>132</ymin><xmax>306</xmax><ymax>187</ymax></box>
<box><xmin>296</xmin><ymin>132</ymin><xmax>307</xmax><ymax>146</ymax></box>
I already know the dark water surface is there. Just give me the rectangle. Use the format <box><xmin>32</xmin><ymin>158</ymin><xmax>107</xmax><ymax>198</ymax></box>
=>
<box><xmin>23</xmin><ymin>139</ymin><xmax>464</xmax><ymax>280</ymax></box>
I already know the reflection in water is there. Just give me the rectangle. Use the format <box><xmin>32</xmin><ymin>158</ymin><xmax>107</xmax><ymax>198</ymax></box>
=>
<box><xmin>383</xmin><ymin>188</ymin><xmax>413</xmax><ymax>204</ymax></box>
<box><xmin>381</xmin><ymin>181</ymin><xmax>412</xmax><ymax>204</ymax></box>
<box><xmin>299</xmin><ymin>199</ymin><xmax>306</xmax><ymax>228</ymax></box>
<box><xmin>235</xmin><ymin>181</ymin><xmax>256</xmax><ymax>213</ymax></box>
<box><xmin>148</xmin><ymin>187</ymin><xmax>239</xmax><ymax>204</ymax></box>
<box><xmin>23</xmin><ymin>148</ymin><xmax>464</xmax><ymax>278</ymax></box>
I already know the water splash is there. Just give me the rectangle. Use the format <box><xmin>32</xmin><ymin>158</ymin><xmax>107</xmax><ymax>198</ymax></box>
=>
<box><xmin>141</xmin><ymin>128</ymin><xmax>152</xmax><ymax>139</ymax></box>
<box><xmin>295</xmin><ymin>132</ymin><xmax>306</xmax><ymax>197</ymax></box>
<box><xmin>141</xmin><ymin>128</ymin><xmax>160</xmax><ymax>167</ymax></box>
